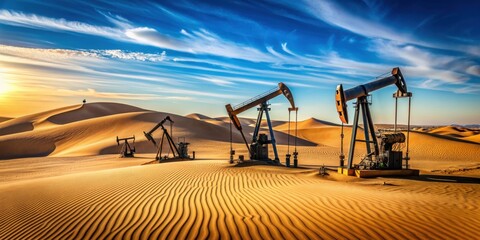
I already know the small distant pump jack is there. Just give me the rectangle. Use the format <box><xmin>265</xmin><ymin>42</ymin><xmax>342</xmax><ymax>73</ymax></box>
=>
<box><xmin>144</xmin><ymin>116</ymin><xmax>193</xmax><ymax>161</ymax></box>
<box><xmin>116</xmin><ymin>135</ymin><xmax>136</xmax><ymax>157</ymax></box>
<box><xmin>226</xmin><ymin>82</ymin><xmax>298</xmax><ymax>165</ymax></box>
<box><xmin>335</xmin><ymin>67</ymin><xmax>414</xmax><ymax>175</ymax></box>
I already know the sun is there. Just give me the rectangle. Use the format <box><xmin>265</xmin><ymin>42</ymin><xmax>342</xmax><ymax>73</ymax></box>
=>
<box><xmin>0</xmin><ymin>73</ymin><xmax>14</xmax><ymax>96</ymax></box>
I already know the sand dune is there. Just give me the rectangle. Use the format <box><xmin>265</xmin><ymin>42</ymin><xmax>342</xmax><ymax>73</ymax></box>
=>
<box><xmin>46</xmin><ymin>102</ymin><xmax>146</xmax><ymax>125</ymax></box>
<box><xmin>275</xmin><ymin>117</ymin><xmax>338</xmax><ymax>131</ymax></box>
<box><xmin>1</xmin><ymin>160</ymin><xmax>478</xmax><ymax>239</ymax></box>
<box><xmin>0</xmin><ymin>104</ymin><xmax>81</xmax><ymax>136</ymax></box>
<box><xmin>0</xmin><ymin>101</ymin><xmax>478</xmax><ymax>168</ymax></box>
<box><xmin>464</xmin><ymin>134</ymin><xmax>480</xmax><ymax>144</ymax></box>
<box><xmin>0</xmin><ymin>102</ymin><xmax>478</xmax><ymax>172</ymax></box>
<box><xmin>424</xmin><ymin>126</ymin><xmax>480</xmax><ymax>144</ymax></box>
<box><xmin>187</xmin><ymin>113</ymin><xmax>229</xmax><ymax>127</ymax></box>
<box><xmin>0</xmin><ymin>103</ymin><xmax>313</xmax><ymax>159</ymax></box>
<box><xmin>0</xmin><ymin>117</ymin><xmax>11</xmax><ymax>123</ymax></box>
<box><xmin>185</xmin><ymin>113</ymin><xmax>213</xmax><ymax>120</ymax></box>
<box><xmin>1</xmin><ymin>102</ymin><xmax>479</xmax><ymax>239</ymax></box>
<box><xmin>429</xmin><ymin>126</ymin><xmax>478</xmax><ymax>137</ymax></box>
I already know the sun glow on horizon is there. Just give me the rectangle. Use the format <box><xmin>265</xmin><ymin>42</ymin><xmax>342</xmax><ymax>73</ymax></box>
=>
<box><xmin>0</xmin><ymin>70</ymin><xmax>15</xmax><ymax>97</ymax></box>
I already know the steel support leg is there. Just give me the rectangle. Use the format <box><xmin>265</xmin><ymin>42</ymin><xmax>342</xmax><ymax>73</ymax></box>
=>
<box><xmin>347</xmin><ymin>100</ymin><xmax>361</xmax><ymax>169</ymax></box>
<box><xmin>264</xmin><ymin>103</ymin><xmax>279</xmax><ymax>161</ymax></box>
<box><xmin>360</xmin><ymin>99</ymin><xmax>372</xmax><ymax>155</ymax></box>
<box><xmin>364</xmin><ymin>99</ymin><xmax>379</xmax><ymax>155</ymax></box>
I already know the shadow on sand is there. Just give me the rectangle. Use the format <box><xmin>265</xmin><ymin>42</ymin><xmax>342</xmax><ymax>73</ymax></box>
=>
<box><xmin>391</xmin><ymin>174</ymin><xmax>480</xmax><ymax>184</ymax></box>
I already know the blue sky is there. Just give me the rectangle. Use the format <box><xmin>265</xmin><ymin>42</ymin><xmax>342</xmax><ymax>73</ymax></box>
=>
<box><xmin>0</xmin><ymin>0</ymin><xmax>479</xmax><ymax>125</ymax></box>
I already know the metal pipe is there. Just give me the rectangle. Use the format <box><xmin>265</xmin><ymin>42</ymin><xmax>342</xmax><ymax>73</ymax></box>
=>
<box><xmin>343</xmin><ymin>75</ymin><xmax>397</xmax><ymax>102</ymax></box>
<box><xmin>394</xmin><ymin>96</ymin><xmax>398</xmax><ymax>132</ymax></box>
<box><xmin>335</xmin><ymin>67</ymin><xmax>406</xmax><ymax>124</ymax></box>
<box><xmin>406</xmin><ymin>95</ymin><xmax>411</xmax><ymax>169</ymax></box>
<box><xmin>230</xmin><ymin>82</ymin><xmax>295</xmax><ymax>116</ymax></box>
<box><xmin>287</xmin><ymin>109</ymin><xmax>291</xmax><ymax>154</ymax></box>
<box><xmin>294</xmin><ymin>109</ymin><xmax>298</xmax><ymax>152</ymax></box>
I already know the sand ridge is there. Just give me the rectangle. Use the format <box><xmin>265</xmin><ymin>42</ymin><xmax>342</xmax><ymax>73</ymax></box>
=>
<box><xmin>416</xmin><ymin>125</ymin><xmax>480</xmax><ymax>144</ymax></box>
<box><xmin>0</xmin><ymin>160</ymin><xmax>478</xmax><ymax>239</ymax></box>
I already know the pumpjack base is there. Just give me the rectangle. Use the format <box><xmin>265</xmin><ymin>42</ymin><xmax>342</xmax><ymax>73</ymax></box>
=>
<box><xmin>251</xmin><ymin>159</ymin><xmax>280</xmax><ymax>165</ymax></box>
<box><xmin>337</xmin><ymin>167</ymin><xmax>355</xmax><ymax>176</ymax></box>
<box><xmin>338</xmin><ymin>167</ymin><xmax>419</xmax><ymax>178</ymax></box>
<box><xmin>355</xmin><ymin>169</ymin><xmax>419</xmax><ymax>178</ymax></box>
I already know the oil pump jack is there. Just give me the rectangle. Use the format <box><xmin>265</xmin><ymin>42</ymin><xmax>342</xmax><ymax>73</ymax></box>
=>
<box><xmin>144</xmin><ymin>116</ymin><xmax>192</xmax><ymax>161</ymax></box>
<box><xmin>226</xmin><ymin>82</ymin><xmax>297</xmax><ymax>164</ymax></box>
<box><xmin>116</xmin><ymin>135</ymin><xmax>136</xmax><ymax>157</ymax></box>
<box><xmin>335</xmin><ymin>67</ymin><xmax>415</xmax><ymax>176</ymax></box>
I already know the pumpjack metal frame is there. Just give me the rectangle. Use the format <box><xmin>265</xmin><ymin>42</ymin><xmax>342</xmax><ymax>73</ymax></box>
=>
<box><xmin>252</xmin><ymin>102</ymin><xmax>279</xmax><ymax>160</ymax></box>
<box><xmin>346</xmin><ymin>96</ymin><xmax>379</xmax><ymax>169</ymax></box>
<box><xmin>144</xmin><ymin>116</ymin><xmax>182</xmax><ymax>160</ymax></box>
<box><xmin>335</xmin><ymin>67</ymin><xmax>412</xmax><ymax>170</ymax></box>
<box><xmin>226</xmin><ymin>82</ymin><xmax>296</xmax><ymax>163</ymax></box>
<box><xmin>116</xmin><ymin>135</ymin><xmax>136</xmax><ymax>157</ymax></box>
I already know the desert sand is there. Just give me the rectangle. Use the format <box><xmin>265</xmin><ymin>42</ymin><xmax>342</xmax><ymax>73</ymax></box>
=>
<box><xmin>0</xmin><ymin>102</ymin><xmax>479</xmax><ymax>239</ymax></box>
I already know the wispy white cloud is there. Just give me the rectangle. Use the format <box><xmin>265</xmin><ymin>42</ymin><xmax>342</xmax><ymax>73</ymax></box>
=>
<box><xmin>466</xmin><ymin>65</ymin><xmax>480</xmax><ymax>77</ymax></box>
<box><xmin>1</xmin><ymin>7</ymin><xmax>477</xmax><ymax>97</ymax></box>
<box><xmin>181</xmin><ymin>29</ymin><xmax>275</xmax><ymax>62</ymax></box>
<box><xmin>0</xmin><ymin>44</ymin><xmax>167</xmax><ymax>63</ymax></box>
<box><xmin>297</xmin><ymin>0</ymin><xmax>480</xmax><ymax>56</ymax></box>
<box><xmin>372</xmin><ymin>41</ymin><xmax>471</xmax><ymax>85</ymax></box>
<box><xmin>195</xmin><ymin>77</ymin><xmax>236</xmax><ymax>86</ymax></box>
<box><xmin>125</xmin><ymin>27</ymin><xmax>185</xmax><ymax>50</ymax></box>
<box><xmin>281</xmin><ymin>42</ymin><xmax>295</xmax><ymax>56</ymax></box>
<box><xmin>266</xmin><ymin>46</ymin><xmax>289</xmax><ymax>60</ymax></box>
<box><xmin>56</xmin><ymin>88</ymin><xmax>161</xmax><ymax>100</ymax></box>
<box><xmin>302</xmin><ymin>0</ymin><xmax>410</xmax><ymax>43</ymax></box>
<box><xmin>154</xmin><ymin>87</ymin><xmax>243</xmax><ymax>99</ymax></box>
<box><xmin>416</xmin><ymin>79</ymin><xmax>480</xmax><ymax>94</ymax></box>
<box><xmin>96</xmin><ymin>49</ymin><xmax>166</xmax><ymax>62</ymax></box>
<box><xmin>0</xmin><ymin>9</ymin><xmax>275</xmax><ymax>62</ymax></box>
<box><xmin>0</xmin><ymin>9</ymin><xmax>123</xmax><ymax>39</ymax></box>
<box><xmin>99</xmin><ymin>11</ymin><xmax>133</xmax><ymax>29</ymax></box>
<box><xmin>0</xmin><ymin>45</ymin><xmax>177</xmax><ymax>94</ymax></box>
<box><xmin>372</xmin><ymin>40</ymin><xmax>458</xmax><ymax>69</ymax></box>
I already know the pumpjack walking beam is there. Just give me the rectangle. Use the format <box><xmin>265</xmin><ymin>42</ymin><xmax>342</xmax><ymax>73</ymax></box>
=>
<box><xmin>144</xmin><ymin>116</ymin><xmax>182</xmax><ymax>160</ymax></box>
<box><xmin>226</xmin><ymin>82</ymin><xmax>295</xmax><ymax>162</ymax></box>
<box><xmin>335</xmin><ymin>67</ymin><xmax>412</xmax><ymax>169</ymax></box>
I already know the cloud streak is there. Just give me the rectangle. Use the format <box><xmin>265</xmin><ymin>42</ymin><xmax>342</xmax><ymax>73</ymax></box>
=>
<box><xmin>296</xmin><ymin>0</ymin><xmax>480</xmax><ymax>56</ymax></box>
<box><xmin>56</xmin><ymin>88</ymin><xmax>162</xmax><ymax>100</ymax></box>
<box><xmin>2</xmin><ymin>7</ymin><xmax>475</xmax><ymax>95</ymax></box>
<box><xmin>0</xmin><ymin>9</ymin><xmax>123</xmax><ymax>39</ymax></box>
<box><xmin>0</xmin><ymin>9</ymin><xmax>274</xmax><ymax>62</ymax></box>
